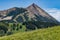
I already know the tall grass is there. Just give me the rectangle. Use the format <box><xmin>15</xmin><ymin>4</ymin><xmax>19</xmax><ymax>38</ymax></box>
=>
<box><xmin>0</xmin><ymin>26</ymin><xmax>60</xmax><ymax>40</ymax></box>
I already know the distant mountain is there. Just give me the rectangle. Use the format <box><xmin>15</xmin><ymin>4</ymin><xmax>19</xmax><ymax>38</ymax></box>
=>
<box><xmin>27</xmin><ymin>3</ymin><xmax>59</xmax><ymax>23</ymax></box>
<box><xmin>0</xmin><ymin>3</ymin><xmax>58</xmax><ymax>23</ymax></box>
<box><xmin>0</xmin><ymin>3</ymin><xmax>59</xmax><ymax>26</ymax></box>
<box><xmin>0</xmin><ymin>3</ymin><xmax>60</xmax><ymax>37</ymax></box>
<box><xmin>0</xmin><ymin>3</ymin><xmax>60</xmax><ymax>36</ymax></box>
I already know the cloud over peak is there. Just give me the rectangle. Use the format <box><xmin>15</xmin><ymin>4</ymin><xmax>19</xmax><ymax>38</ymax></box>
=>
<box><xmin>45</xmin><ymin>8</ymin><xmax>60</xmax><ymax>22</ymax></box>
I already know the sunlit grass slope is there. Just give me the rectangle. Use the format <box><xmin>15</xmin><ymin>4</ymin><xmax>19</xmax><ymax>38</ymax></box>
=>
<box><xmin>0</xmin><ymin>26</ymin><xmax>60</xmax><ymax>40</ymax></box>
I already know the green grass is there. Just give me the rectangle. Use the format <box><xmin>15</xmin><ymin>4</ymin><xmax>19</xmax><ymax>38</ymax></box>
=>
<box><xmin>0</xmin><ymin>26</ymin><xmax>60</xmax><ymax>40</ymax></box>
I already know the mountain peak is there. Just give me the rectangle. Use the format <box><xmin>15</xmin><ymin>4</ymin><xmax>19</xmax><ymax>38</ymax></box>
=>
<box><xmin>27</xmin><ymin>3</ymin><xmax>39</xmax><ymax>8</ymax></box>
<box><xmin>0</xmin><ymin>3</ymin><xmax>59</xmax><ymax>24</ymax></box>
<box><xmin>31</xmin><ymin>3</ymin><xmax>36</xmax><ymax>6</ymax></box>
<box><xmin>8</xmin><ymin>7</ymin><xmax>19</xmax><ymax>11</ymax></box>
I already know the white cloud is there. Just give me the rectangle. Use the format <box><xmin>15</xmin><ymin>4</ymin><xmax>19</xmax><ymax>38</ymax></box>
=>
<box><xmin>44</xmin><ymin>8</ymin><xmax>60</xmax><ymax>22</ymax></box>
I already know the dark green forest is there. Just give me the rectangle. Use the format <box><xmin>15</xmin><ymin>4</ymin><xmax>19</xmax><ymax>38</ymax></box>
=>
<box><xmin>0</xmin><ymin>21</ymin><xmax>58</xmax><ymax>37</ymax></box>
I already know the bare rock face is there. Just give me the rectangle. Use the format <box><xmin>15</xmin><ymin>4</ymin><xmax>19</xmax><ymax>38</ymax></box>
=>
<box><xmin>27</xmin><ymin>3</ymin><xmax>59</xmax><ymax>23</ymax></box>
<box><xmin>0</xmin><ymin>7</ymin><xmax>17</xmax><ymax>16</ymax></box>
<box><xmin>0</xmin><ymin>3</ymin><xmax>60</xmax><ymax>35</ymax></box>
<box><xmin>0</xmin><ymin>3</ymin><xmax>59</xmax><ymax>24</ymax></box>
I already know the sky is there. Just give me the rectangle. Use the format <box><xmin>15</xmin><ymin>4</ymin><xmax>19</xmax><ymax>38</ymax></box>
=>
<box><xmin>0</xmin><ymin>0</ymin><xmax>60</xmax><ymax>22</ymax></box>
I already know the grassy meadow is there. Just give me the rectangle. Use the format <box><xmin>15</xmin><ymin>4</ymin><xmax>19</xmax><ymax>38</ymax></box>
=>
<box><xmin>0</xmin><ymin>26</ymin><xmax>60</xmax><ymax>40</ymax></box>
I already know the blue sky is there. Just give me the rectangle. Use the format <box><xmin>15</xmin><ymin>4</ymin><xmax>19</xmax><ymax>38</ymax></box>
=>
<box><xmin>0</xmin><ymin>0</ymin><xmax>60</xmax><ymax>10</ymax></box>
<box><xmin>0</xmin><ymin>0</ymin><xmax>60</xmax><ymax>22</ymax></box>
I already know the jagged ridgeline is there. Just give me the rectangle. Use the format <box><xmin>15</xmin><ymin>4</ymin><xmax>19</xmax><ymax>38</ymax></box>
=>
<box><xmin>0</xmin><ymin>3</ymin><xmax>59</xmax><ymax>36</ymax></box>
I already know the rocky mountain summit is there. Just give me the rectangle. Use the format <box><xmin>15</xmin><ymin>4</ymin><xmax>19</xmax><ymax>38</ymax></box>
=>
<box><xmin>0</xmin><ymin>3</ymin><xmax>59</xmax><ymax>24</ymax></box>
<box><xmin>0</xmin><ymin>3</ymin><xmax>60</xmax><ymax>36</ymax></box>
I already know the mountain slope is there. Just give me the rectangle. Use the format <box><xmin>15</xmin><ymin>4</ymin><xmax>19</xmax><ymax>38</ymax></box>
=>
<box><xmin>0</xmin><ymin>26</ymin><xmax>60</xmax><ymax>40</ymax></box>
<box><xmin>27</xmin><ymin>3</ymin><xmax>59</xmax><ymax>23</ymax></box>
<box><xmin>0</xmin><ymin>3</ymin><xmax>59</xmax><ymax>23</ymax></box>
<box><xmin>0</xmin><ymin>3</ymin><xmax>59</xmax><ymax>31</ymax></box>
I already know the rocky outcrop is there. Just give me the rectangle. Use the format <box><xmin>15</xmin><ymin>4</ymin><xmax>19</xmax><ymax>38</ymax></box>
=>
<box><xmin>0</xmin><ymin>3</ymin><xmax>59</xmax><ymax>24</ymax></box>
